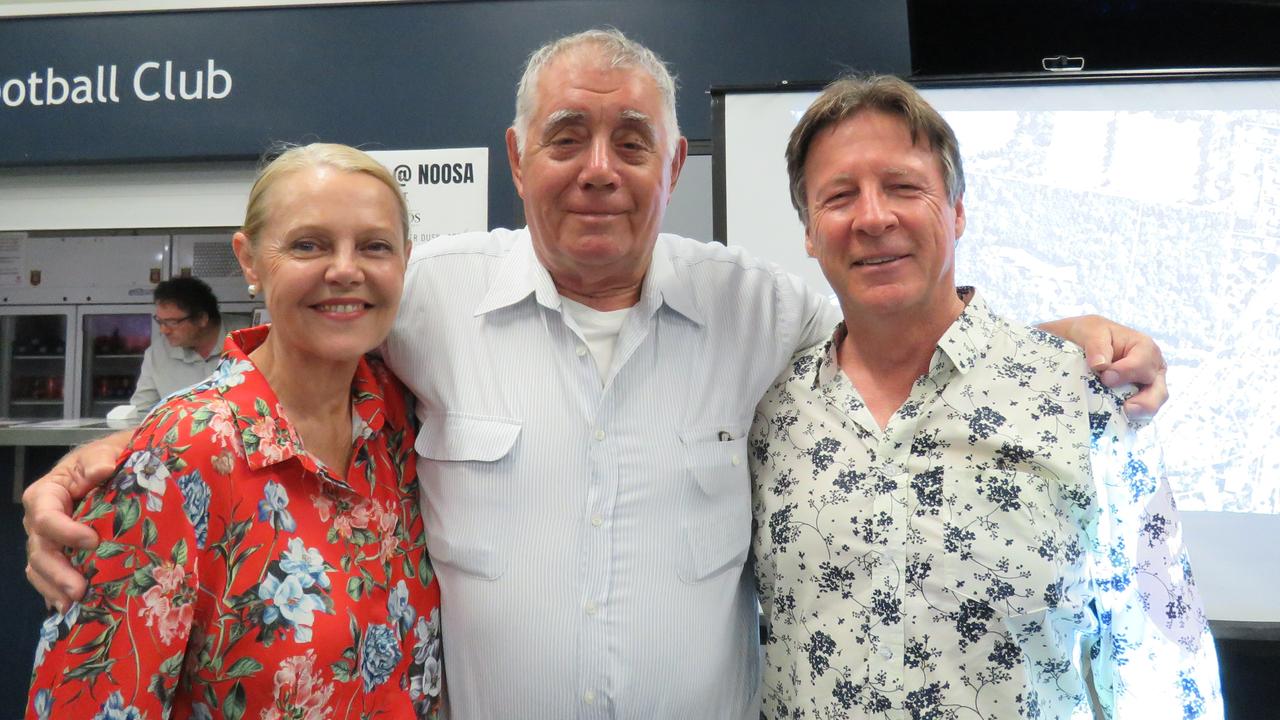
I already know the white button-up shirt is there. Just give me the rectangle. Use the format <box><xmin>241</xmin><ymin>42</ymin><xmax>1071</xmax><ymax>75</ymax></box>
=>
<box><xmin>751</xmin><ymin>291</ymin><xmax>1222</xmax><ymax>719</ymax></box>
<box><xmin>384</xmin><ymin>228</ymin><xmax>837</xmax><ymax>719</ymax></box>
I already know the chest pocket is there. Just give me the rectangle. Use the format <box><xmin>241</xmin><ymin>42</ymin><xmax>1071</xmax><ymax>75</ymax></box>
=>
<box><xmin>678</xmin><ymin>424</ymin><xmax>752</xmax><ymax>584</ymax></box>
<box><xmin>415</xmin><ymin>412</ymin><xmax>521</xmax><ymax>580</ymax></box>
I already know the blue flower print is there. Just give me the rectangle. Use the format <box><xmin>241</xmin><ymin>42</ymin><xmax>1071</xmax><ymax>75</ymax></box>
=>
<box><xmin>360</xmin><ymin>623</ymin><xmax>402</xmax><ymax>692</ymax></box>
<box><xmin>207</xmin><ymin>358</ymin><xmax>254</xmax><ymax>390</ymax></box>
<box><xmin>258</xmin><ymin>574</ymin><xmax>326</xmax><ymax>642</ymax></box>
<box><xmin>387</xmin><ymin>579</ymin><xmax>416</xmax><ymax>634</ymax></box>
<box><xmin>91</xmin><ymin>691</ymin><xmax>145</xmax><ymax>720</ymax></box>
<box><xmin>31</xmin><ymin>688</ymin><xmax>51</xmax><ymax>720</ymax></box>
<box><xmin>33</xmin><ymin>615</ymin><xmax>59</xmax><ymax>669</ymax></box>
<box><xmin>174</xmin><ymin>469</ymin><xmax>211</xmax><ymax>548</ymax></box>
<box><xmin>257</xmin><ymin>480</ymin><xmax>297</xmax><ymax>532</ymax></box>
<box><xmin>280</xmin><ymin>537</ymin><xmax>330</xmax><ymax>590</ymax></box>
<box><xmin>121</xmin><ymin>448</ymin><xmax>169</xmax><ymax>511</ymax></box>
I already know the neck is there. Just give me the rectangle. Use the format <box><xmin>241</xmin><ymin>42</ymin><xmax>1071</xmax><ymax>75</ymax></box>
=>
<box><xmin>837</xmin><ymin>293</ymin><xmax>966</xmax><ymax>429</ymax></box>
<box><xmin>193</xmin><ymin>322</ymin><xmax>222</xmax><ymax>359</ymax></box>
<box><xmin>248</xmin><ymin>335</ymin><xmax>356</xmax><ymax>427</ymax></box>
<box><xmin>554</xmin><ymin>279</ymin><xmax>642</xmax><ymax>311</ymax></box>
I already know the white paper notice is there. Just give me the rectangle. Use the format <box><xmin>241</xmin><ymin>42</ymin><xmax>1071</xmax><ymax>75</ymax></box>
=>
<box><xmin>368</xmin><ymin>148</ymin><xmax>489</xmax><ymax>246</ymax></box>
<box><xmin>0</xmin><ymin>232</ymin><xmax>26</xmax><ymax>287</ymax></box>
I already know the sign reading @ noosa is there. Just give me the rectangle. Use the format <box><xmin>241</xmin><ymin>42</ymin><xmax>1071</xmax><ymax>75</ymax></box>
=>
<box><xmin>368</xmin><ymin>148</ymin><xmax>489</xmax><ymax>246</ymax></box>
<box><xmin>1</xmin><ymin>59</ymin><xmax>232</xmax><ymax>108</ymax></box>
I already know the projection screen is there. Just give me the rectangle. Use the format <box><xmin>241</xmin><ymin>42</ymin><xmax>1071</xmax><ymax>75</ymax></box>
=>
<box><xmin>717</xmin><ymin>73</ymin><xmax>1280</xmax><ymax>624</ymax></box>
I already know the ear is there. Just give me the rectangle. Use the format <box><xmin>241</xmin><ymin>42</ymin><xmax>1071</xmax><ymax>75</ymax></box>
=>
<box><xmin>665</xmin><ymin>136</ymin><xmax>689</xmax><ymax>198</ymax></box>
<box><xmin>953</xmin><ymin>196</ymin><xmax>966</xmax><ymax>240</ymax></box>
<box><xmin>803</xmin><ymin>221</ymin><xmax>819</xmax><ymax>259</ymax></box>
<box><xmin>505</xmin><ymin>127</ymin><xmax>525</xmax><ymax>198</ymax></box>
<box><xmin>232</xmin><ymin>232</ymin><xmax>260</xmax><ymax>288</ymax></box>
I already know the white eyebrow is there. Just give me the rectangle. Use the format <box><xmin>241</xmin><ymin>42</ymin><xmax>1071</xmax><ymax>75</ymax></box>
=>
<box><xmin>542</xmin><ymin>109</ymin><xmax>586</xmax><ymax>134</ymax></box>
<box><xmin>620</xmin><ymin>109</ymin><xmax>653</xmax><ymax>125</ymax></box>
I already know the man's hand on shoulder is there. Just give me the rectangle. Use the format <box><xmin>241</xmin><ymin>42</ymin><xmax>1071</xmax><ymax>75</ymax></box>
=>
<box><xmin>22</xmin><ymin>431</ymin><xmax>130</xmax><ymax>612</ymax></box>
<box><xmin>1039</xmin><ymin>314</ymin><xmax>1168</xmax><ymax>420</ymax></box>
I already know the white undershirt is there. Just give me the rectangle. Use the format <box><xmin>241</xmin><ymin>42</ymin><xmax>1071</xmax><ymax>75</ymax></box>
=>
<box><xmin>560</xmin><ymin>296</ymin><xmax>630</xmax><ymax>384</ymax></box>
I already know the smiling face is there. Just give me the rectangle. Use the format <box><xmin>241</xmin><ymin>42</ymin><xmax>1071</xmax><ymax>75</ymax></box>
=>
<box><xmin>803</xmin><ymin>109</ymin><xmax>966</xmax><ymax>324</ymax></box>
<box><xmin>232</xmin><ymin>165</ymin><xmax>408</xmax><ymax>369</ymax></box>
<box><xmin>506</xmin><ymin>46</ymin><xmax>687</xmax><ymax>304</ymax></box>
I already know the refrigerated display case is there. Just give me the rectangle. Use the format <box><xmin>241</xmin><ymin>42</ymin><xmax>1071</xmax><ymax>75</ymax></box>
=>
<box><xmin>0</xmin><ymin>306</ymin><xmax>76</xmax><ymax>419</ymax></box>
<box><xmin>76</xmin><ymin>305</ymin><xmax>152</xmax><ymax>418</ymax></box>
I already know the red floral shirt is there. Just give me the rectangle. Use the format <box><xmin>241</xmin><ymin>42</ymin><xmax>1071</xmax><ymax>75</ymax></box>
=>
<box><xmin>28</xmin><ymin>326</ymin><xmax>441</xmax><ymax>720</ymax></box>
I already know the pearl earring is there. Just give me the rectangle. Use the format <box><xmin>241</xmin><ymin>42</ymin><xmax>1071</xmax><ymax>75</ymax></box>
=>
<box><xmin>247</xmin><ymin>284</ymin><xmax>258</xmax><ymax>298</ymax></box>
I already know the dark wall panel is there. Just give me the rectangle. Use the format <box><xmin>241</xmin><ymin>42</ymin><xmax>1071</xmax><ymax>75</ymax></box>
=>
<box><xmin>0</xmin><ymin>0</ymin><xmax>909</xmax><ymax>228</ymax></box>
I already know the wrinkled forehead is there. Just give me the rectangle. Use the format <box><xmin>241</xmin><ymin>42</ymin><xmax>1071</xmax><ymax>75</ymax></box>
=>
<box><xmin>534</xmin><ymin>49</ymin><xmax>666</xmax><ymax>121</ymax></box>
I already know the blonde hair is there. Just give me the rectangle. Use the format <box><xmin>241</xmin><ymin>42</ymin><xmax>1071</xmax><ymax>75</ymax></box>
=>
<box><xmin>241</xmin><ymin>142</ymin><xmax>409</xmax><ymax>246</ymax></box>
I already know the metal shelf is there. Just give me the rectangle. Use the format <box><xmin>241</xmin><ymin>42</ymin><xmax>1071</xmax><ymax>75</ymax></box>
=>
<box><xmin>9</xmin><ymin>400</ymin><xmax>64</xmax><ymax>405</ymax></box>
<box><xmin>11</xmin><ymin>355</ymin><xmax>65</xmax><ymax>360</ymax></box>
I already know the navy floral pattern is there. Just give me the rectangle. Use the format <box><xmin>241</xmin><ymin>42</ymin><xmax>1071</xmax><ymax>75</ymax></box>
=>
<box><xmin>751</xmin><ymin>291</ymin><xmax>1222</xmax><ymax>719</ymax></box>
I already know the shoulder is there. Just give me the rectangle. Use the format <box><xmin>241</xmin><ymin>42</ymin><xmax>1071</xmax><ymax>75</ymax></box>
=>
<box><xmin>407</xmin><ymin>228</ymin><xmax>520</xmax><ymax>267</ymax></box>
<box><xmin>660</xmin><ymin>234</ymin><xmax>818</xmax><ymax>308</ymax></box>
<box><xmin>661</xmin><ymin>233</ymin><xmax>788</xmax><ymax>276</ymax></box>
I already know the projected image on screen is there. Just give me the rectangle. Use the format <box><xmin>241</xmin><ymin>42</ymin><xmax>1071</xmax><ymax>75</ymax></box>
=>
<box><xmin>723</xmin><ymin>79</ymin><xmax>1280</xmax><ymax>516</ymax></box>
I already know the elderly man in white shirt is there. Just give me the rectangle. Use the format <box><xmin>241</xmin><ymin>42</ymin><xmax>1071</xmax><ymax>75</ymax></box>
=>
<box><xmin>23</xmin><ymin>29</ymin><xmax>1171</xmax><ymax>719</ymax></box>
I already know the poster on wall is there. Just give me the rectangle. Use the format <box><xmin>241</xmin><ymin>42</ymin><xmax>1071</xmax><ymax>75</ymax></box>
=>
<box><xmin>367</xmin><ymin>148</ymin><xmax>488</xmax><ymax>246</ymax></box>
<box><xmin>0</xmin><ymin>232</ymin><xmax>24</xmax><ymax>287</ymax></box>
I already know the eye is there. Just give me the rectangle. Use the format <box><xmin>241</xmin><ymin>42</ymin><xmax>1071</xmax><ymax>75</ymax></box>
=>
<box><xmin>291</xmin><ymin>238</ymin><xmax>322</xmax><ymax>253</ymax></box>
<box><xmin>364</xmin><ymin>239</ymin><xmax>396</xmax><ymax>254</ymax></box>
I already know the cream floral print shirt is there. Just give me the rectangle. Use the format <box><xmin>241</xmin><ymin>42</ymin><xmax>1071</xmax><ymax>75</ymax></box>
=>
<box><xmin>751</xmin><ymin>291</ymin><xmax>1221</xmax><ymax>720</ymax></box>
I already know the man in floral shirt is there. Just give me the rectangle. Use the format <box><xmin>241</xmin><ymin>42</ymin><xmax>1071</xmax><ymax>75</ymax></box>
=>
<box><xmin>750</xmin><ymin>75</ymin><xmax>1222</xmax><ymax>718</ymax></box>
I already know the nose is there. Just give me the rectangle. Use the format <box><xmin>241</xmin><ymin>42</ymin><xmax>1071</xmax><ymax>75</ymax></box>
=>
<box><xmin>325</xmin><ymin>244</ymin><xmax>365</xmax><ymax>285</ymax></box>
<box><xmin>851</xmin><ymin>188</ymin><xmax>897</xmax><ymax>237</ymax></box>
<box><xmin>578</xmin><ymin>136</ymin><xmax>620</xmax><ymax>189</ymax></box>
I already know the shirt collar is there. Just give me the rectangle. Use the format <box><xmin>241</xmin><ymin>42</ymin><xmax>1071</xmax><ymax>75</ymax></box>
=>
<box><xmin>637</xmin><ymin>236</ymin><xmax>704</xmax><ymax>326</ymax></box>
<box><xmin>935</xmin><ymin>287</ymin><xmax>998</xmax><ymax>375</ymax></box>
<box><xmin>474</xmin><ymin>229</ymin><xmax>559</xmax><ymax>316</ymax></box>
<box><xmin>213</xmin><ymin>325</ymin><xmax>385</xmax><ymax>491</ymax></box>
<box><xmin>808</xmin><ymin>286</ymin><xmax>997</xmax><ymax>389</ymax></box>
<box><xmin>473</xmin><ymin>230</ymin><xmax>704</xmax><ymax>326</ymax></box>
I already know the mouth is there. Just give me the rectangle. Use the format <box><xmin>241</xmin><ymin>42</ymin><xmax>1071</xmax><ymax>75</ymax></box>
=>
<box><xmin>854</xmin><ymin>255</ymin><xmax>907</xmax><ymax>267</ymax></box>
<box><xmin>311</xmin><ymin>301</ymin><xmax>371</xmax><ymax>316</ymax></box>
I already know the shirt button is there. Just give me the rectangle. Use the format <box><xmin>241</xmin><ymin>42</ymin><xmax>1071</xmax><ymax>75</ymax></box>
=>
<box><xmin>591</xmin><ymin>514</ymin><xmax>603</xmax><ymax>527</ymax></box>
<box><xmin>879</xmin><ymin>646</ymin><xmax>894</xmax><ymax>659</ymax></box>
<box><xmin>576</xmin><ymin>346</ymin><xmax>587</xmax><ymax>357</ymax></box>
<box><xmin>583</xmin><ymin>690</ymin><xmax>597</xmax><ymax>705</ymax></box>
<box><xmin>595</xmin><ymin>429</ymin><xmax>606</xmax><ymax>441</ymax></box>
<box><xmin>731</xmin><ymin>454</ymin><xmax>741</xmax><ymax>466</ymax></box>
<box><xmin>585</xmin><ymin>600</ymin><xmax>599</xmax><ymax>615</ymax></box>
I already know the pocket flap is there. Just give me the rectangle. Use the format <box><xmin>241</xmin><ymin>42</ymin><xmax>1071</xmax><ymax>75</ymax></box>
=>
<box><xmin>415</xmin><ymin>412</ymin><xmax>522</xmax><ymax>462</ymax></box>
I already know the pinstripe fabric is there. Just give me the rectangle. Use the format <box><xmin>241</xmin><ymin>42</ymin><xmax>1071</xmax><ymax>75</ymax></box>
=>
<box><xmin>384</xmin><ymin>228</ymin><xmax>838</xmax><ymax>719</ymax></box>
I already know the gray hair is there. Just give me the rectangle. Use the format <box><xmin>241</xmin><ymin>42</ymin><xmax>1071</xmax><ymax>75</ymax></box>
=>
<box><xmin>786</xmin><ymin>74</ymin><xmax>965</xmax><ymax>227</ymax></box>
<box><xmin>512</xmin><ymin>28</ymin><xmax>680</xmax><ymax>155</ymax></box>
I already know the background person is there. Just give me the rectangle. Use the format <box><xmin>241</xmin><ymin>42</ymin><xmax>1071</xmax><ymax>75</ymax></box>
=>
<box><xmin>27</xmin><ymin>143</ymin><xmax>441</xmax><ymax>720</ymax></box>
<box><xmin>750</xmin><ymin>75</ymin><xmax>1220</xmax><ymax>719</ymax></box>
<box><xmin>23</xmin><ymin>29</ymin><xmax>1169</xmax><ymax>719</ymax></box>
<box><xmin>128</xmin><ymin>276</ymin><xmax>232</xmax><ymax>415</ymax></box>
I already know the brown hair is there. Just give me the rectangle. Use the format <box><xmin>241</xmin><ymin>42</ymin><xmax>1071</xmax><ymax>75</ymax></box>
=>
<box><xmin>786</xmin><ymin>74</ymin><xmax>964</xmax><ymax>227</ymax></box>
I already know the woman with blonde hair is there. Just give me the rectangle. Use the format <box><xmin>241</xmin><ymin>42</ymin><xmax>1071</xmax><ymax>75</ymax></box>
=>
<box><xmin>27</xmin><ymin>143</ymin><xmax>441</xmax><ymax>719</ymax></box>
